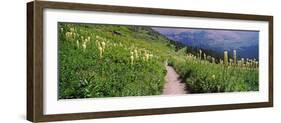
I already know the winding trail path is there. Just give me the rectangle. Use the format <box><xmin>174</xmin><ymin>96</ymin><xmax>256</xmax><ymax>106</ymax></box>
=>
<box><xmin>163</xmin><ymin>65</ymin><xmax>188</xmax><ymax>95</ymax></box>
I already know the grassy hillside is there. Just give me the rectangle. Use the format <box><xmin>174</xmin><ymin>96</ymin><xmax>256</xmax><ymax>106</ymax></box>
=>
<box><xmin>58</xmin><ymin>23</ymin><xmax>259</xmax><ymax>99</ymax></box>
<box><xmin>58</xmin><ymin>23</ymin><xmax>174</xmax><ymax>99</ymax></box>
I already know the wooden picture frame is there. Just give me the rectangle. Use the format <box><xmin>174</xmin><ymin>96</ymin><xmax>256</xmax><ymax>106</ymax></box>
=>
<box><xmin>27</xmin><ymin>1</ymin><xmax>273</xmax><ymax>122</ymax></box>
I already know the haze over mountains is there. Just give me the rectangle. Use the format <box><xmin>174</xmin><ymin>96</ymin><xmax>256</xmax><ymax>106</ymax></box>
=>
<box><xmin>152</xmin><ymin>27</ymin><xmax>259</xmax><ymax>60</ymax></box>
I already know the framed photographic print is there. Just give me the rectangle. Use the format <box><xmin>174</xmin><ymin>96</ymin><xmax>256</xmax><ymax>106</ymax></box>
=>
<box><xmin>27</xmin><ymin>1</ymin><xmax>273</xmax><ymax>122</ymax></box>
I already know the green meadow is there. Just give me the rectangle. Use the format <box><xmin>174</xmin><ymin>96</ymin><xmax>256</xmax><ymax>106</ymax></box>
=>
<box><xmin>58</xmin><ymin>23</ymin><xmax>259</xmax><ymax>99</ymax></box>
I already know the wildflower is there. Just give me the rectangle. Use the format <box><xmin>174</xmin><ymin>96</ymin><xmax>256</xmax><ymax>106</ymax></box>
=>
<box><xmin>70</xmin><ymin>27</ymin><xmax>75</xmax><ymax>32</ymax></box>
<box><xmin>199</xmin><ymin>49</ymin><xmax>202</xmax><ymax>59</ymax></box>
<box><xmin>145</xmin><ymin>53</ymin><xmax>150</xmax><ymax>61</ymax></box>
<box><xmin>220</xmin><ymin>59</ymin><xmax>223</xmax><ymax>64</ymax></box>
<box><xmin>224</xmin><ymin>50</ymin><xmax>228</xmax><ymax>65</ymax></box>
<box><xmin>229</xmin><ymin>59</ymin><xmax>233</xmax><ymax>66</ymax></box>
<box><xmin>233</xmin><ymin>49</ymin><xmax>237</xmax><ymax>65</ymax></box>
<box><xmin>130</xmin><ymin>55</ymin><xmax>134</xmax><ymax>64</ymax></box>
<box><xmin>101</xmin><ymin>41</ymin><xmax>105</xmax><ymax>47</ymax></box>
<box><xmin>255</xmin><ymin>61</ymin><xmax>259</xmax><ymax>68</ymax></box>
<box><xmin>237</xmin><ymin>60</ymin><xmax>241</xmax><ymax>67</ymax></box>
<box><xmin>65</xmin><ymin>32</ymin><xmax>70</xmax><ymax>38</ymax></box>
<box><xmin>246</xmin><ymin>62</ymin><xmax>250</xmax><ymax>68</ymax></box>
<box><xmin>212</xmin><ymin>75</ymin><xmax>216</xmax><ymax>79</ymax></box>
<box><xmin>65</xmin><ymin>32</ymin><xmax>75</xmax><ymax>41</ymax></box>
<box><xmin>203</xmin><ymin>53</ymin><xmax>206</xmax><ymax>60</ymax></box>
<box><xmin>82</xmin><ymin>41</ymin><xmax>87</xmax><ymax>51</ymax></box>
<box><xmin>134</xmin><ymin>49</ymin><xmax>139</xmax><ymax>59</ymax></box>
<box><xmin>248</xmin><ymin>59</ymin><xmax>253</xmax><ymax>67</ymax></box>
<box><xmin>76</xmin><ymin>40</ymin><xmax>79</xmax><ymax>48</ymax></box>
<box><xmin>241</xmin><ymin>58</ymin><xmax>245</xmax><ymax>67</ymax></box>
<box><xmin>101</xmin><ymin>42</ymin><xmax>106</xmax><ymax>52</ymax></box>
<box><xmin>73</xmin><ymin>33</ymin><xmax>76</xmax><ymax>38</ymax></box>
<box><xmin>60</xmin><ymin>28</ymin><xmax>64</xmax><ymax>32</ymax></box>
<box><xmin>212</xmin><ymin>57</ymin><xmax>215</xmax><ymax>63</ymax></box>
<box><xmin>98</xmin><ymin>46</ymin><xmax>103</xmax><ymax>58</ymax></box>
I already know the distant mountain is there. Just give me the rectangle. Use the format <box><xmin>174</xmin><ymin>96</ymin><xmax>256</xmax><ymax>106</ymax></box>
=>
<box><xmin>152</xmin><ymin>27</ymin><xmax>259</xmax><ymax>60</ymax></box>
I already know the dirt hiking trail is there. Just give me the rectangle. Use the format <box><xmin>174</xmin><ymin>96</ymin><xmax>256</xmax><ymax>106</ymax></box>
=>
<box><xmin>163</xmin><ymin>65</ymin><xmax>188</xmax><ymax>95</ymax></box>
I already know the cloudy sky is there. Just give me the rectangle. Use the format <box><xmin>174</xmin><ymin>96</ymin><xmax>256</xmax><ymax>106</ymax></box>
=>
<box><xmin>152</xmin><ymin>27</ymin><xmax>259</xmax><ymax>49</ymax></box>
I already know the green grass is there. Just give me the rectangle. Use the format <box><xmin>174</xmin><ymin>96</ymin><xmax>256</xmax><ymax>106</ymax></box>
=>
<box><xmin>169</xmin><ymin>54</ymin><xmax>258</xmax><ymax>93</ymax></box>
<box><xmin>58</xmin><ymin>23</ymin><xmax>259</xmax><ymax>99</ymax></box>
<box><xmin>58</xmin><ymin>23</ymin><xmax>169</xmax><ymax>99</ymax></box>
